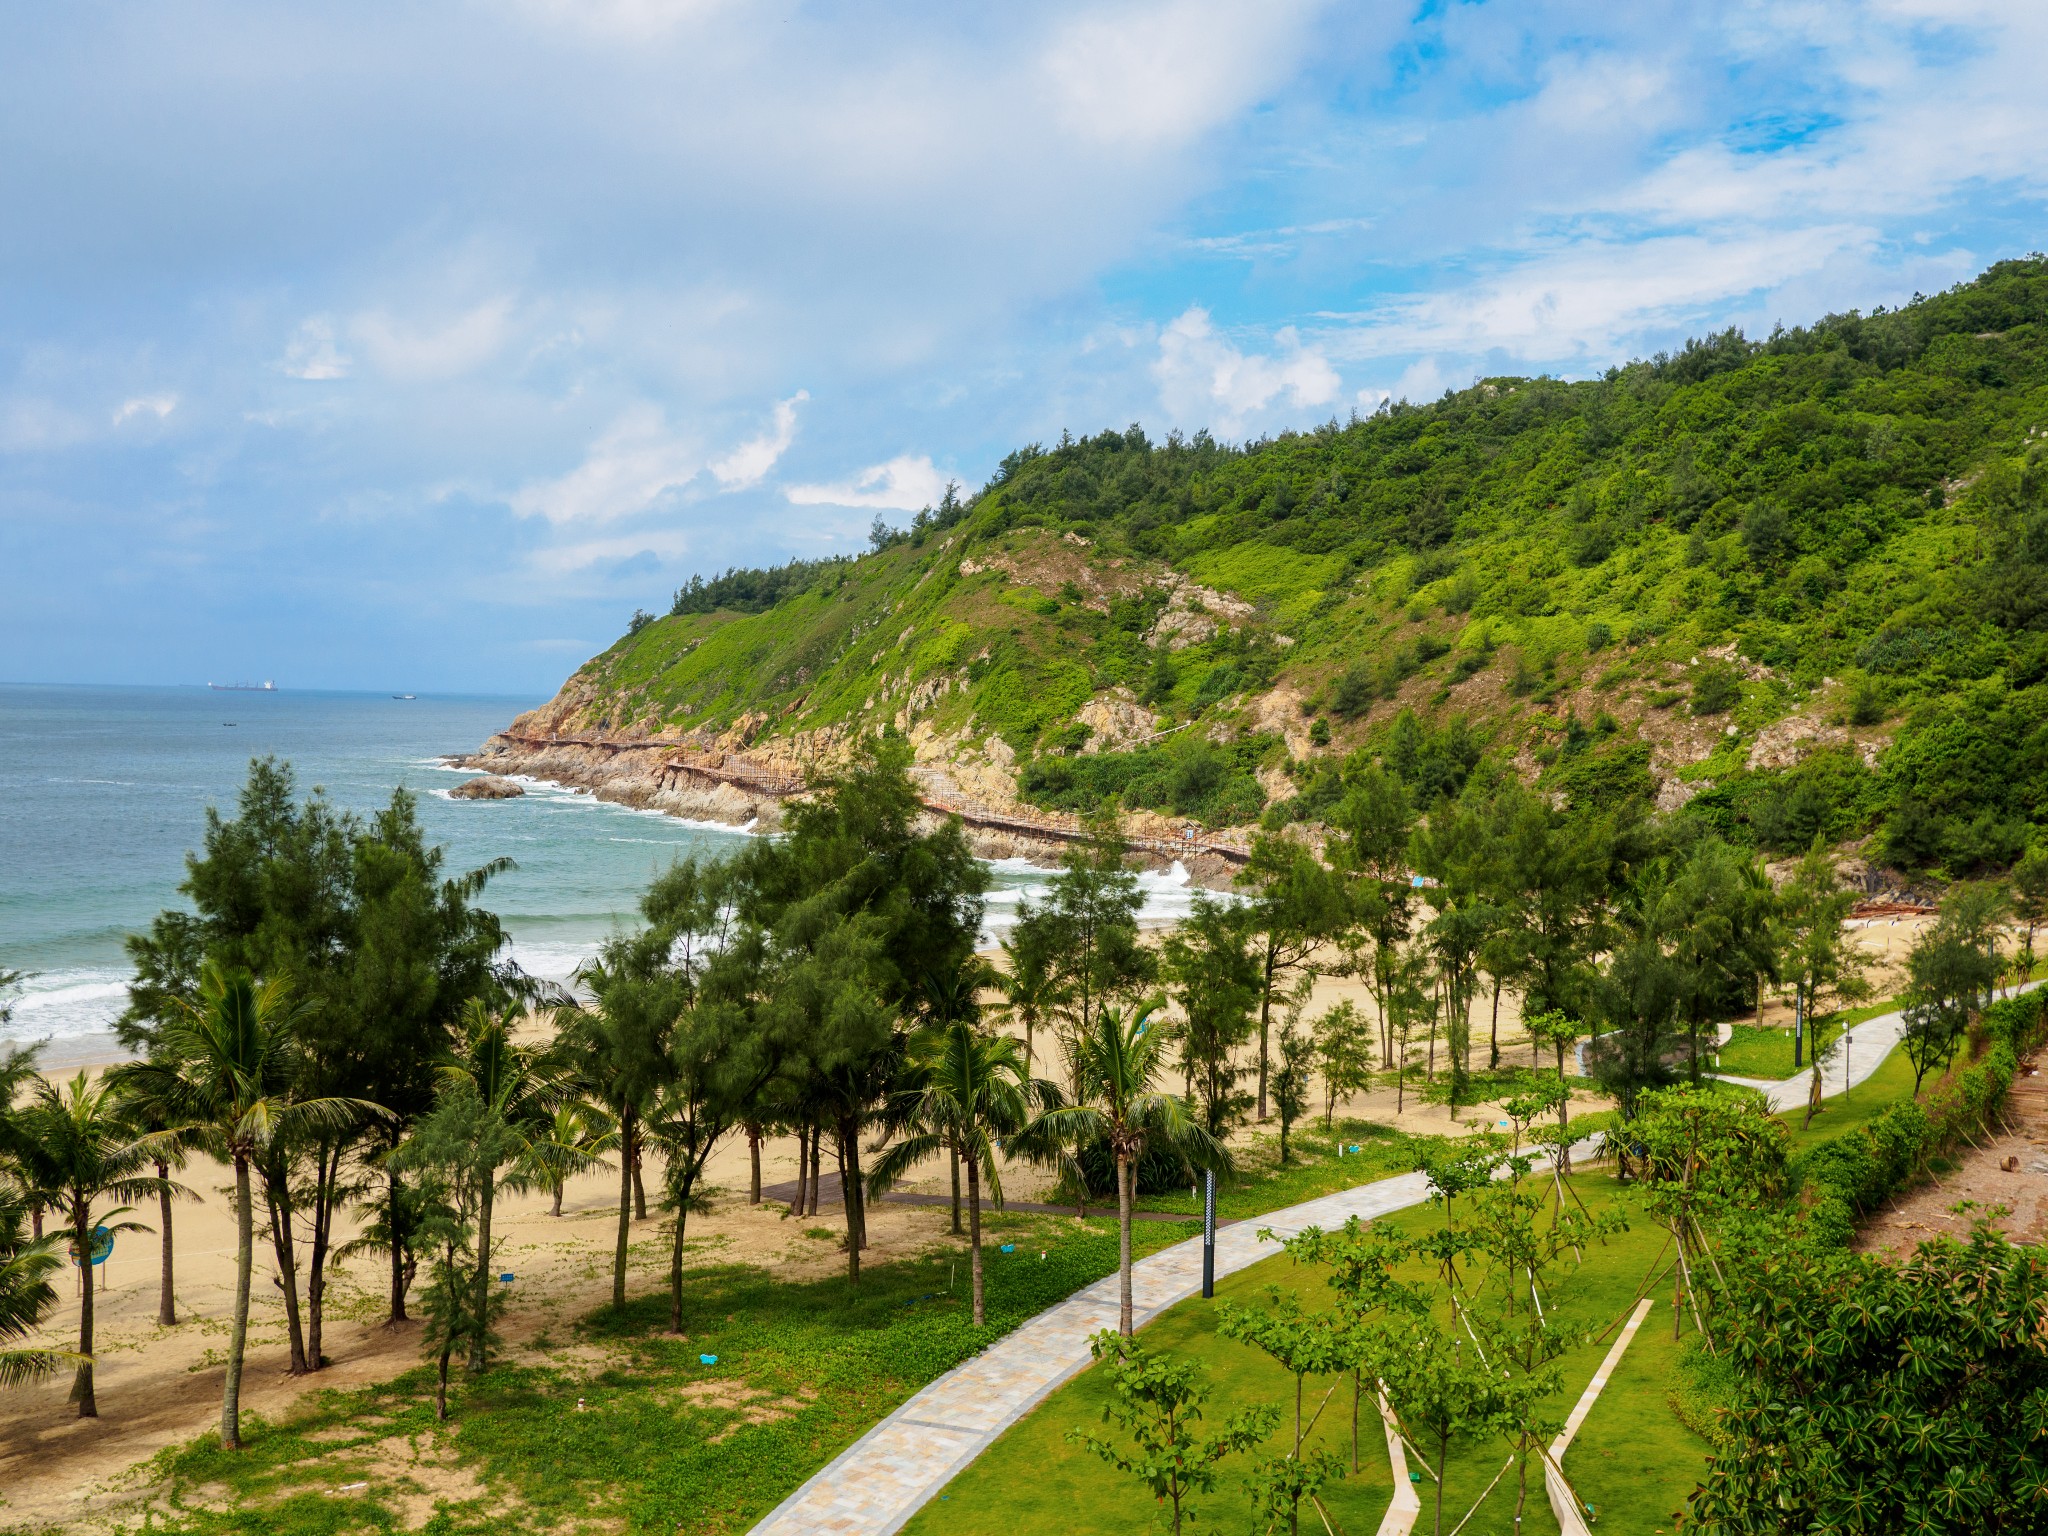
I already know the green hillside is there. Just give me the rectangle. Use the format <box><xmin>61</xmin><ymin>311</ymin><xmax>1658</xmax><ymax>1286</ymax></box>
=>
<box><xmin>559</xmin><ymin>257</ymin><xmax>2048</xmax><ymax>875</ymax></box>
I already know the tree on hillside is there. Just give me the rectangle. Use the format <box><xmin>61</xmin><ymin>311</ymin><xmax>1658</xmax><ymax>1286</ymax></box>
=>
<box><xmin>1236</xmin><ymin>835</ymin><xmax>1349</xmax><ymax>1121</ymax></box>
<box><xmin>1030</xmin><ymin>1005</ymin><xmax>1228</xmax><ymax>1335</ymax></box>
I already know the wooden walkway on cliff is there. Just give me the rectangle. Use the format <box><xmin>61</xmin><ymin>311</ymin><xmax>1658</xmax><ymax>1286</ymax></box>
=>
<box><xmin>500</xmin><ymin>732</ymin><xmax>1252</xmax><ymax>866</ymax></box>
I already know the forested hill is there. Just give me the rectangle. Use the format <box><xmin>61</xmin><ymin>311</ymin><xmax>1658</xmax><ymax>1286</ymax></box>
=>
<box><xmin>533</xmin><ymin>257</ymin><xmax>2048</xmax><ymax>877</ymax></box>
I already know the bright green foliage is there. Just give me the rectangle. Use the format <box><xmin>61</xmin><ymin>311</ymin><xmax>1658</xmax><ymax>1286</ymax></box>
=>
<box><xmin>556</xmin><ymin>260</ymin><xmax>2048</xmax><ymax>873</ymax></box>
<box><xmin>0</xmin><ymin>1189</ymin><xmax>67</xmax><ymax>1387</ymax></box>
<box><xmin>1160</xmin><ymin>895</ymin><xmax>1260</xmax><ymax>1138</ymax></box>
<box><xmin>1693</xmin><ymin>1219</ymin><xmax>2048</xmax><ymax>1534</ymax></box>
<box><xmin>1900</xmin><ymin>883</ymin><xmax>2008</xmax><ymax>1094</ymax></box>
<box><xmin>1068</xmin><ymin>1330</ymin><xmax>1277</xmax><ymax>1535</ymax></box>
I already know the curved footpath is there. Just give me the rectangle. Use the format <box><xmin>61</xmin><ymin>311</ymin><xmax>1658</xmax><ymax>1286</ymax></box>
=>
<box><xmin>754</xmin><ymin>1017</ymin><xmax>1936</xmax><ymax>1536</ymax></box>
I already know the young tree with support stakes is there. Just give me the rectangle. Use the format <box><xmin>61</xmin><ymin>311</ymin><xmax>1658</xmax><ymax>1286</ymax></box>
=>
<box><xmin>1901</xmin><ymin>893</ymin><xmax>2005</xmax><ymax>1097</ymax></box>
<box><xmin>1068</xmin><ymin>1330</ymin><xmax>1276</xmax><ymax>1536</ymax></box>
<box><xmin>1310</xmin><ymin>999</ymin><xmax>1371</xmax><ymax>1129</ymax></box>
<box><xmin>1028</xmin><ymin>1004</ymin><xmax>1229</xmax><ymax>1335</ymax></box>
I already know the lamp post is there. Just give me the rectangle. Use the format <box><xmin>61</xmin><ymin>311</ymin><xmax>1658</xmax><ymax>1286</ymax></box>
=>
<box><xmin>1201</xmin><ymin>1169</ymin><xmax>1216</xmax><ymax>1299</ymax></box>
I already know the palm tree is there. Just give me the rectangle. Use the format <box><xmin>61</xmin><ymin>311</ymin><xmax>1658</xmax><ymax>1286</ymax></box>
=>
<box><xmin>912</xmin><ymin>959</ymin><xmax>998</xmax><ymax>1235</ymax></box>
<box><xmin>996</xmin><ymin>936</ymin><xmax>1060</xmax><ymax>1078</ymax></box>
<box><xmin>1029</xmin><ymin>1005</ymin><xmax>1230</xmax><ymax>1336</ymax></box>
<box><xmin>12</xmin><ymin>1072</ymin><xmax>173</xmax><ymax>1417</ymax></box>
<box><xmin>869</xmin><ymin>1022</ymin><xmax>1053</xmax><ymax>1325</ymax></box>
<box><xmin>532</xmin><ymin>1104</ymin><xmax>617</xmax><ymax>1217</ymax></box>
<box><xmin>437</xmin><ymin>998</ymin><xmax>564</xmax><ymax>1370</ymax></box>
<box><xmin>0</xmin><ymin>1190</ymin><xmax>73</xmax><ymax>1386</ymax></box>
<box><xmin>111</xmin><ymin>963</ymin><xmax>356</xmax><ymax>1449</ymax></box>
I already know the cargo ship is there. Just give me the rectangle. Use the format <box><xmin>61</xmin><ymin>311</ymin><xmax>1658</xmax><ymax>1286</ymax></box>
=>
<box><xmin>207</xmin><ymin>680</ymin><xmax>277</xmax><ymax>692</ymax></box>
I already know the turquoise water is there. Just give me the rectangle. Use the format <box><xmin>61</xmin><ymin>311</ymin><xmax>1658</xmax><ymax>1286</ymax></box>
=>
<box><xmin>0</xmin><ymin>684</ymin><xmax>1203</xmax><ymax>1065</ymax></box>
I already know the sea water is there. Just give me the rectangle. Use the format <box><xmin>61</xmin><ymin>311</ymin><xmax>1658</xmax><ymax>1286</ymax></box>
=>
<box><xmin>0</xmin><ymin>684</ymin><xmax>1201</xmax><ymax>1066</ymax></box>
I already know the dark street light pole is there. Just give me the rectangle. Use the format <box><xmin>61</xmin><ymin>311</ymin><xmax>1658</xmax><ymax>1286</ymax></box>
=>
<box><xmin>1201</xmin><ymin>1169</ymin><xmax>1216</xmax><ymax>1299</ymax></box>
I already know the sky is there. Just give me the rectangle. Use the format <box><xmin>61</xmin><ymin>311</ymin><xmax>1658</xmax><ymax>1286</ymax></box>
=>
<box><xmin>2</xmin><ymin>1</ymin><xmax>2044</xmax><ymax>696</ymax></box>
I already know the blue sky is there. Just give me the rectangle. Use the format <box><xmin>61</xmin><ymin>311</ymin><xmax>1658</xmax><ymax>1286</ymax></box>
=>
<box><xmin>2</xmin><ymin>1</ymin><xmax>2043</xmax><ymax>695</ymax></box>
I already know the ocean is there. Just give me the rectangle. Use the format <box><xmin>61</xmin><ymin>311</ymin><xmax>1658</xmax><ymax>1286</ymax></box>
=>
<box><xmin>0</xmin><ymin>684</ymin><xmax>1203</xmax><ymax>1067</ymax></box>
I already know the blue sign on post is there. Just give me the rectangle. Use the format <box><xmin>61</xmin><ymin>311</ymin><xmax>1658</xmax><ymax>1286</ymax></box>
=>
<box><xmin>69</xmin><ymin>1226</ymin><xmax>113</xmax><ymax>1267</ymax></box>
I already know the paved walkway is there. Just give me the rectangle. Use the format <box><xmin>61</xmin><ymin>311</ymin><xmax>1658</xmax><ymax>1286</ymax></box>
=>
<box><xmin>1718</xmin><ymin>982</ymin><xmax>2040</xmax><ymax>1113</ymax></box>
<box><xmin>748</xmin><ymin>1171</ymin><xmax>1433</xmax><ymax>1536</ymax></box>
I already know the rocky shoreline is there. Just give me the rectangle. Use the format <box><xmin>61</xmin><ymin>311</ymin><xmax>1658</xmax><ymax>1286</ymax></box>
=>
<box><xmin>450</xmin><ymin>731</ymin><xmax>1246</xmax><ymax>888</ymax></box>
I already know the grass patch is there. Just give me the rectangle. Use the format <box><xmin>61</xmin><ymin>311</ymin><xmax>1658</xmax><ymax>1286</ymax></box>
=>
<box><xmin>906</xmin><ymin>1175</ymin><xmax>1710</xmax><ymax>1536</ymax></box>
<box><xmin>1713</xmin><ymin>1024</ymin><xmax>1799</xmax><ymax>1078</ymax></box>
<box><xmin>131</xmin><ymin>1212</ymin><xmax>1200</xmax><ymax>1536</ymax></box>
<box><xmin>1779</xmin><ymin>1034</ymin><xmax>1919</xmax><ymax>1152</ymax></box>
<box><xmin>1134</xmin><ymin>1118</ymin><xmax>1426</xmax><ymax>1220</ymax></box>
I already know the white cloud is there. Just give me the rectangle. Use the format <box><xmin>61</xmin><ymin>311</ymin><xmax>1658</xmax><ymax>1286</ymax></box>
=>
<box><xmin>708</xmin><ymin>390</ymin><xmax>807</xmax><ymax>489</ymax></box>
<box><xmin>350</xmin><ymin>298</ymin><xmax>514</xmax><ymax>382</ymax></box>
<box><xmin>509</xmin><ymin>404</ymin><xmax>702</xmax><ymax>524</ymax></box>
<box><xmin>1153</xmin><ymin>308</ymin><xmax>1340</xmax><ymax>433</ymax></box>
<box><xmin>524</xmin><ymin>529</ymin><xmax>695</xmax><ymax>576</ymax></box>
<box><xmin>786</xmin><ymin>454</ymin><xmax>949</xmax><ymax>512</ymax></box>
<box><xmin>1041</xmin><ymin>0</ymin><xmax>1325</xmax><ymax>152</ymax></box>
<box><xmin>112</xmin><ymin>394</ymin><xmax>178</xmax><ymax>425</ymax></box>
<box><xmin>280</xmin><ymin>318</ymin><xmax>349</xmax><ymax>380</ymax></box>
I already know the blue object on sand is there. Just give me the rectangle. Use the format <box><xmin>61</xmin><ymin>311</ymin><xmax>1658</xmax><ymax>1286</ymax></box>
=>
<box><xmin>499</xmin><ymin>1272</ymin><xmax>514</xmax><ymax>1283</ymax></box>
<box><xmin>699</xmin><ymin>1354</ymin><xmax>719</xmax><ymax>1365</ymax></box>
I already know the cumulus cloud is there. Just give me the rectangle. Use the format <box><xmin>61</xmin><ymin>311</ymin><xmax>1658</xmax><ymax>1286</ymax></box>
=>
<box><xmin>1153</xmin><ymin>308</ymin><xmax>1340</xmax><ymax>434</ymax></box>
<box><xmin>509</xmin><ymin>405</ymin><xmax>702</xmax><ymax>525</ymax></box>
<box><xmin>786</xmin><ymin>455</ymin><xmax>950</xmax><ymax>512</ymax></box>
<box><xmin>708</xmin><ymin>391</ymin><xmax>807</xmax><ymax>489</ymax></box>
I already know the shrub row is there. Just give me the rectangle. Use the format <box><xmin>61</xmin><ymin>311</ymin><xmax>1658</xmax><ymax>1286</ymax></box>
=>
<box><xmin>1793</xmin><ymin>991</ymin><xmax>2048</xmax><ymax>1246</ymax></box>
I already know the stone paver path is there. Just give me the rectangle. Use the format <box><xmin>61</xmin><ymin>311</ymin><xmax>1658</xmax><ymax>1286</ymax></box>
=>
<box><xmin>748</xmin><ymin>1171</ymin><xmax>1432</xmax><ymax>1536</ymax></box>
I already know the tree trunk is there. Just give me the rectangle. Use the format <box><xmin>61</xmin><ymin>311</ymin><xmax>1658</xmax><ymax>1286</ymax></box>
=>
<box><xmin>265</xmin><ymin>1174</ymin><xmax>310</xmax><ymax>1376</ymax></box>
<box><xmin>612</xmin><ymin>1103</ymin><xmax>635</xmax><ymax>1309</ymax></box>
<box><xmin>839</xmin><ymin>1120</ymin><xmax>865</xmax><ymax>1285</ymax></box>
<box><xmin>551</xmin><ymin>1180</ymin><xmax>563</xmax><ymax>1218</ymax></box>
<box><xmin>1490</xmin><ymin>979</ymin><xmax>1503</xmax><ymax>1070</ymax></box>
<box><xmin>1257</xmin><ymin>943</ymin><xmax>1278</xmax><ymax>1120</ymax></box>
<box><xmin>668</xmin><ymin>1170</ymin><xmax>693</xmax><ymax>1334</ymax></box>
<box><xmin>387</xmin><ymin>1157</ymin><xmax>409</xmax><ymax>1325</ymax></box>
<box><xmin>808</xmin><ymin>1126</ymin><xmax>823</xmax><ymax>1217</ymax></box>
<box><xmin>72</xmin><ymin>1201</ymin><xmax>97</xmax><ymax>1417</ymax></box>
<box><xmin>156</xmin><ymin>1158</ymin><xmax>177</xmax><ymax>1327</ymax></box>
<box><xmin>307</xmin><ymin>1141</ymin><xmax>339</xmax><ymax>1370</ymax></box>
<box><xmin>747</xmin><ymin>1125</ymin><xmax>762</xmax><ymax>1205</ymax></box>
<box><xmin>1116</xmin><ymin>1148</ymin><xmax>1134</xmax><ymax>1337</ymax></box>
<box><xmin>631</xmin><ymin>1125</ymin><xmax>648</xmax><ymax>1221</ymax></box>
<box><xmin>949</xmin><ymin>1144</ymin><xmax>962</xmax><ymax>1235</ymax></box>
<box><xmin>469</xmin><ymin>1168</ymin><xmax>495</xmax><ymax>1372</ymax></box>
<box><xmin>966</xmin><ymin>1153</ymin><xmax>985</xmax><ymax>1327</ymax></box>
<box><xmin>223</xmin><ymin>1152</ymin><xmax>254</xmax><ymax>1449</ymax></box>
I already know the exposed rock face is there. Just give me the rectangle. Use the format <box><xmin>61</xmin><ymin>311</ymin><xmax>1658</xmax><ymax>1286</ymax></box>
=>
<box><xmin>449</xmin><ymin>775</ymin><xmax>525</xmax><ymax>800</ymax></box>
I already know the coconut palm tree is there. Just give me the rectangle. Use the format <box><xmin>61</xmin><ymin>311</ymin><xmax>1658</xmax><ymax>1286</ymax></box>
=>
<box><xmin>12</xmin><ymin>1072</ymin><xmax>174</xmax><ymax>1417</ymax></box>
<box><xmin>996</xmin><ymin>936</ymin><xmax>1061</xmax><ymax>1078</ymax></box>
<box><xmin>111</xmin><ymin>963</ymin><xmax>358</xmax><ymax>1449</ymax></box>
<box><xmin>1028</xmin><ymin>1004</ymin><xmax>1230</xmax><ymax>1336</ymax></box>
<box><xmin>0</xmin><ymin>1190</ymin><xmax>73</xmax><ymax>1386</ymax></box>
<box><xmin>436</xmin><ymin>998</ymin><xmax>565</xmax><ymax>1369</ymax></box>
<box><xmin>869</xmin><ymin>1021</ymin><xmax>1054</xmax><ymax>1325</ymax></box>
<box><xmin>531</xmin><ymin>1103</ymin><xmax>617</xmax><ymax>1217</ymax></box>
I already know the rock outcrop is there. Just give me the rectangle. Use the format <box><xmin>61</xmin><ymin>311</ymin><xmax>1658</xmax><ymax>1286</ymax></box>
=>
<box><xmin>449</xmin><ymin>775</ymin><xmax>525</xmax><ymax>800</ymax></box>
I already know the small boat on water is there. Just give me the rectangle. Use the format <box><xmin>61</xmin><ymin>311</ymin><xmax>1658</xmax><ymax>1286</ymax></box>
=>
<box><xmin>208</xmin><ymin>680</ymin><xmax>276</xmax><ymax>692</ymax></box>
<box><xmin>392</xmin><ymin>693</ymin><xmax>417</xmax><ymax>700</ymax></box>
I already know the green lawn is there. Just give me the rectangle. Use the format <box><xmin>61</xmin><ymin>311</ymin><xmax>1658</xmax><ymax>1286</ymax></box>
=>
<box><xmin>125</xmin><ymin>1211</ymin><xmax>1200</xmax><ymax>1536</ymax></box>
<box><xmin>1134</xmin><ymin>1117</ymin><xmax>1427</xmax><ymax>1220</ymax></box>
<box><xmin>1779</xmin><ymin>1033</ymin><xmax>1921</xmax><ymax>1152</ymax></box>
<box><xmin>1713</xmin><ymin>1024</ymin><xmax>1800</xmax><ymax>1078</ymax></box>
<box><xmin>905</xmin><ymin>1176</ymin><xmax>1711</xmax><ymax>1536</ymax></box>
